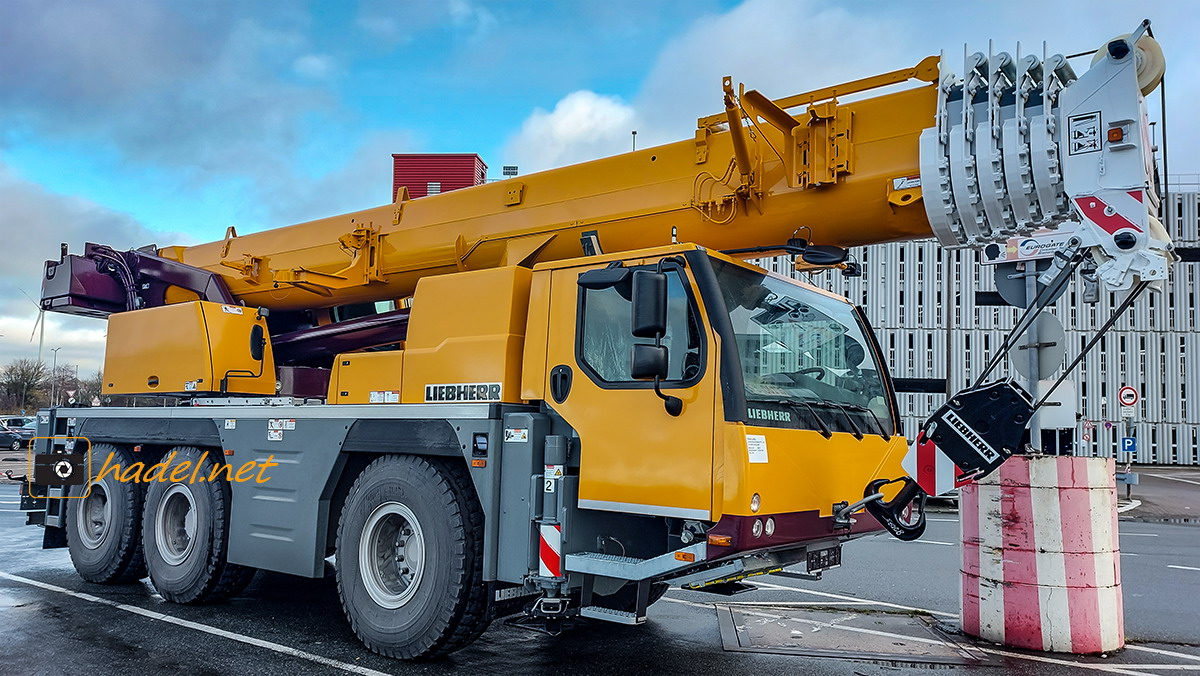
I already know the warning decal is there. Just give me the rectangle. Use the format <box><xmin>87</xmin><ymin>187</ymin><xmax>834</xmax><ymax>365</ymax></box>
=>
<box><xmin>1068</xmin><ymin>112</ymin><xmax>1101</xmax><ymax>155</ymax></box>
<box><xmin>746</xmin><ymin>435</ymin><xmax>769</xmax><ymax>464</ymax></box>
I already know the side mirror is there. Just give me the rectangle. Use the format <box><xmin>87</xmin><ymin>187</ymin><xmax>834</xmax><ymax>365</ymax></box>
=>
<box><xmin>801</xmin><ymin>245</ymin><xmax>849</xmax><ymax>266</ymax></box>
<box><xmin>578</xmin><ymin>265</ymin><xmax>633</xmax><ymax>300</ymax></box>
<box><xmin>631</xmin><ymin>270</ymin><xmax>667</xmax><ymax>338</ymax></box>
<box><xmin>250</xmin><ymin>324</ymin><xmax>265</xmax><ymax>361</ymax></box>
<box><xmin>630</xmin><ymin>344</ymin><xmax>668</xmax><ymax>380</ymax></box>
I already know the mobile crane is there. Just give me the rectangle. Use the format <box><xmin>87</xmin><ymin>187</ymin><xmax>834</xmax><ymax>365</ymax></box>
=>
<box><xmin>23</xmin><ymin>22</ymin><xmax>1171</xmax><ymax>659</ymax></box>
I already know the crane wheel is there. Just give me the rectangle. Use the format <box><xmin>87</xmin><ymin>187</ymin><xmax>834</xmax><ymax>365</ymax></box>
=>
<box><xmin>142</xmin><ymin>447</ymin><xmax>256</xmax><ymax>604</ymax></box>
<box><xmin>65</xmin><ymin>444</ymin><xmax>147</xmax><ymax>584</ymax></box>
<box><xmin>336</xmin><ymin>455</ymin><xmax>489</xmax><ymax>659</ymax></box>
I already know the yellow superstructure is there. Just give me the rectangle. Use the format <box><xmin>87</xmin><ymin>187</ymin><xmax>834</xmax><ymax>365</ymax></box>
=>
<box><xmin>104</xmin><ymin>300</ymin><xmax>275</xmax><ymax>396</ymax></box>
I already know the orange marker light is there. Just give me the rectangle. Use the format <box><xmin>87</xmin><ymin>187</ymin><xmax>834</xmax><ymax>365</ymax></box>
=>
<box><xmin>1107</xmin><ymin>128</ymin><xmax>1124</xmax><ymax>143</ymax></box>
<box><xmin>471</xmin><ymin>459</ymin><xmax>487</xmax><ymax>468</ymax></box>
<box><xmin>224</xmin><ymin>449</ymin><xmax>235</xmax><ymax>456</ymax></box>
<box><xmin>674</xmin><ymin>551</ymin><xmax>696</xmax><ymax>562</ymax></box>
<box><xmin>707</xmin><ymin>534</ymin><xmax>733</xmax><ymax>547</ymax></box>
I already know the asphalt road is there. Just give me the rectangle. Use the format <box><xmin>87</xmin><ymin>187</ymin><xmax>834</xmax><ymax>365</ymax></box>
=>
<box><xmin>1</xmin><ymin>484</ymin><xmax>1197</xmax><ymax>675</ymax></box>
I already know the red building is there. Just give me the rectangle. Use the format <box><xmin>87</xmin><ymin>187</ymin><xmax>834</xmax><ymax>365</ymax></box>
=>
<box><xmin>391</xmin><ymin>153</ymin><xmax>488</xmax><ymax>200</ymax></box>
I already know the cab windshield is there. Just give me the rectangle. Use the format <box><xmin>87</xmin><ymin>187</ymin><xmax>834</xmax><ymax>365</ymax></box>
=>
<box><xmin>711</xmin><ymin>260</ymin><xmax>894</xmax><ymax>437</ymax></box>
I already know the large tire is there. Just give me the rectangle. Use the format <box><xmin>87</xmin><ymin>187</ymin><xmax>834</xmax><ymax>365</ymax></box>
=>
<box><xmin>65</xmin><ymin>444</ymin><xmax>147</xmax><ymax>583</ymax></box>
<box><xmin>336</xmin><ymin>455</ymin><xmax>489</xmax><ymax>659</ymax></box>
<box><xmin>142</xmin><ymin>447</ymin><xmax>256</xmax><ymax>604</ymax></box>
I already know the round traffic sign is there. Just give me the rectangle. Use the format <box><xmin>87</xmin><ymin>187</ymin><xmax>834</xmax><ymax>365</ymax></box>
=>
<box><xmin>1007</xmin><ymin>311</ymin><xmax>1067</xmax><ymax>378</ymax></box>
<box><xmin>1118</xmin><ymin>386</ymin><xmax>1139</xmax><ymax>407</ymax></box>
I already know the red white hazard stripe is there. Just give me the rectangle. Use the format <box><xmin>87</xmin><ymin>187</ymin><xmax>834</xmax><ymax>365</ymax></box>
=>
<box><xmin>538</xmin><ymin>523</ymin><xmax>562</xmax><ymax>578</ymax></box>
<box><xmin>1073</xmin><ymin>193</ymin><xmax>1143</xmax><ymax>234</ymax></box>
<box><xmin>960</xmin><ymin>456</ymin><xmax>1123</xmax><ymax>653</ymax></box>
<box><xmin>901</xmin><ymin>437</ymin><xmax>965</xmax><ymax>497</ymax></box>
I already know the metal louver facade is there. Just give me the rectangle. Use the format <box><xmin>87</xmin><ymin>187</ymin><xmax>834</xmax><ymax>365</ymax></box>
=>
<box><xmin>760</xmin><ymin>189</ymin><xmax>1200</xmax><ymax>466</ymax></box>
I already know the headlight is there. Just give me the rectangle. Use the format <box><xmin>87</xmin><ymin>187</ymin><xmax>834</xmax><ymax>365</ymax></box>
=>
<box><xmin>750</xmin><ymin>493</ymin><xmax>761</xmax><ymax>513</ymax></box>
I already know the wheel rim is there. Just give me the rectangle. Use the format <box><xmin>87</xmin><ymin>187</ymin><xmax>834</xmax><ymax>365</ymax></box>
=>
<box><xmin>11</xmin><ymin>440</ymin><xmax>19</xmax><ymax>451</ymax></box>
<box><xmin>156</xmin><ymin>484</ymin><xmax>198</xmax><ymax>566</ymax></box>
<box><xmin>76</xmin><ymin>481</ymin><xmax>111</xmax><ymax>550</ymax></box>
<box><xmin>358</xmin><ymin>501</ymin><xmax>426</xmax><ymax>609</ymax></box>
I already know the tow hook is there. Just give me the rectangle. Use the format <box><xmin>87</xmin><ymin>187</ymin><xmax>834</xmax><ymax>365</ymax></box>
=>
<box><xmin>529</xmin><ymin>596</ymin><xmax>571</xmax><ymax>618</ymax></box>
<box><xmin>861</xmin><ymin>477</ymin><xmax>928</xmax><ymax>541</ymax></box>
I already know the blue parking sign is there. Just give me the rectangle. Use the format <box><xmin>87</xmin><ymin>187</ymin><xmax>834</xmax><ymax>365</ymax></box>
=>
<box><xmin>1121</xmin><ymin>437</ymin><xmax>1137</xmax><ymax>455</ymax></box>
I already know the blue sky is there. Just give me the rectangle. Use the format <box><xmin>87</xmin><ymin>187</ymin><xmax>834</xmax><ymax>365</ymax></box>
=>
<box><xmin>0</xmin><ymin>0</ymin><xmax>1195</xmax><ymax>372</ymax></box>
<box><xmin>2</xmin><ymin>0</ymin><xmax>732</xmax><ymax>236</ymax></box>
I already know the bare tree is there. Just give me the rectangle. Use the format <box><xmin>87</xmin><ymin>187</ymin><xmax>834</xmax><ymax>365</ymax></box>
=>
<box><xmin>77</xmin><ymin>370</ymin><xmax>105</xmax><ymax>406</ymax></box>
<box><xmin>1</xmin><ymin>359</ymin><xmax>48</xmax><ymax>412</ymax></box>
<box><xmin>47</xmin><ymin>364</ymin><xmax>80</xmax><ymax>406</ymax></box>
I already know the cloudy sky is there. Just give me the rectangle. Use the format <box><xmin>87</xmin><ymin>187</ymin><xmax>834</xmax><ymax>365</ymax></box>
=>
<box><xmin>1</xmin><ymin>0</ymin><xmax>1195</xmax><ymax>374</ymax></box>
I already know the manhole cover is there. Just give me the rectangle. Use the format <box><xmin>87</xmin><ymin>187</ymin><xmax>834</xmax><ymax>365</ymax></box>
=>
<box><xmin>717</xmin><ymin>604</ymin><xmax>995</xmax><ymax>666</ymax></box>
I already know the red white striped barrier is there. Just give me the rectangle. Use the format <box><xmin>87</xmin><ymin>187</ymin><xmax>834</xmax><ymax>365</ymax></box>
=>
<box><xmin>538</xmin><ymin>523</ymin><xmax>562</xmax><ymax>578</ymax></box>
<box><xmin>961</xmin><ymin>456</ymin><xmax>1123</xmax><ymax>654</ymax></box>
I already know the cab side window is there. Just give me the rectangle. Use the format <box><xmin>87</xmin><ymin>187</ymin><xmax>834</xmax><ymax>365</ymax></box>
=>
<box><xmin>578</xmin><ymin>269</ymin><xmax>703</xmax><ymax>385</ymax></box>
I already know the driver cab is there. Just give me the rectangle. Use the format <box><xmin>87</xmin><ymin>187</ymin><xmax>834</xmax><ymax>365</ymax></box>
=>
<box><xmin>525</xmin><ymin>244</ymin><xmax>907</xmax><ymax>525</ymax></box>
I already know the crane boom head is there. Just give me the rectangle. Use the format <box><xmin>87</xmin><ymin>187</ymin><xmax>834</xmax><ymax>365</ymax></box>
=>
<box><xmin>918</xmin><ymin>20</ymin><xmax>1173</xmax><ymax>292</ymax></box>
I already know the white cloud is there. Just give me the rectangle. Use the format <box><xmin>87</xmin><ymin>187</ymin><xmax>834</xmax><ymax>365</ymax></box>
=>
<box><xmin>270</xmin><ymin>129</ymin><xmax>414</xmax><ymax>224</ymax></box>
<box><xmin>447</xmin><ymin>0</ymin><xmax>496</xmax><ymax>38</ymax></box>
<box><xmin>503</xmin><ymin>91</ymin><xmax>638</xmax><ymax>173</ymax></box>
<box><xmin>0</xmin><ymin>312</ymin><xmax>107</xmax><ymax>376</ymax></box>
<box><xmin>293</xmin><ymin>54</ymin><xmax>335</xmax><ymax>79</ymax></box>
<box><xmin>501</xmin><ymin>0</ymin><xmax>1198</xmax><ymax>177</ymax></box>
<box><xmin>0</xmin><ymin>160</ymin><xmax>186</xmax><ymax>374</ymax></box>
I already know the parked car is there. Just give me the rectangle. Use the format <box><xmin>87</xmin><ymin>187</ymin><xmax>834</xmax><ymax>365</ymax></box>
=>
<box><xmin>0</xmin><ymin>428</ymin><xmax>23</xmax><ymax>452</ymax></box>
<box><xmin>1</xmin><ymin>416</ymin><xmax>33</xmax><ymax>429</ymax></box>
<box><xmin>16</xmin><ymin>420</ymin><xmax>37</xmax><ymax>439</ymax></box>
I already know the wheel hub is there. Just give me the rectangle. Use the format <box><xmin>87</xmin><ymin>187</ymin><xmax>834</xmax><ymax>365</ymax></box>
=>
<box><xmin>359</xmin><ymin>501</ymin><xmax>426</xmax><ymax>609</ymax></box>
<box><xmin>76</xmin><ymin>482</ymin><xmax>111</xmax><ymax>550</ymax></box>
<box><xmin>156</xmin><ymin>484</ymin><xmax>198</xmax><ymax>566</ymax></box>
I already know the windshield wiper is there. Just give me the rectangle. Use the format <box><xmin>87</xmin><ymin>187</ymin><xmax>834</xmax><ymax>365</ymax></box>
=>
<box><xmin>748</xmin><ymin>397</ymin><xmax>833</xmax><ymax>439</ymax></box>
<box><xmin>806</xmin><ymin>401</ymin><xmax>890</xmax><ymax>440</ymax></box>
<box><xmin>835</xmin><ymin>403</ymin><xmax>891</xmax><ymax>440</ymax></box>
<box><xmin>822</xmin><ymin>401</ymin><xmax>864</xmax><ymax>440</ymax></box>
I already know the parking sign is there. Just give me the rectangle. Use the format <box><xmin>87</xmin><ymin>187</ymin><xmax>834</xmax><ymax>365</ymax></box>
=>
<box><xmin>1120</xmin><ymin>437</ymin><xmax>1137</xmax><ymax>455</ymax></box>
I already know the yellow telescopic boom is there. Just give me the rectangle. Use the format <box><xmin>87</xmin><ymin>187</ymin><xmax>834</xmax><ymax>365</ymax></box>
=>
<box><xmin>161</xmin><ymin>60</ymin><xmax>944</xmax><ymax>312</ymax></box>
<box><xmin>46</xmin><ymin>30</ymin><xmax>1169</xmax><ymax>317</ymax></box>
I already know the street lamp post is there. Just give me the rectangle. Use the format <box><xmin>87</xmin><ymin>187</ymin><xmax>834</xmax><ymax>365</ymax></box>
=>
<box><xmin>50</xmin><ymin>347</ymin><xmax>62</xmax><ymax>407</ymax></box>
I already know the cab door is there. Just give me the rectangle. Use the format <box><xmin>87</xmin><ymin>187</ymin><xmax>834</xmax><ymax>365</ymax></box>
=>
<box><xmin>543</xmin><ymin>258</ymin><xmax>717</xmax><ymax>520</ymax></box>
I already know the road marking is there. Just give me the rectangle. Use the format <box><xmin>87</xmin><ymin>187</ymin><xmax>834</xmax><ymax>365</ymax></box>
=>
<box><xmin>1146</xmin><ymin>474</ymin><xmax>1200</xmax><ymax>486</ymax></box>
<box><xmin>1120</xmin><ymin>553</ymin><xmax>1140</xmax><ymax>557</ymax></box>
<box><xmin>976</xmin><ymin>647</ymin><xmax>1161</xmax><ymax>675</ymax></box>
<box><xmin>662</xmin><ymin>597</ymin><xmax>1161</xmax><ymax>675</ymax></box>
<box><xmin>661</xmin><ymin>597</ymin><xmax>953</xmax><ymax>647</ymax></box>
<box><xmin>751</xmin><ymin>579</ymin><xmax>958</xmax><ymax>618</ymax></box>
<box><xmin>705</xmin><ymin>600</ymin><xmax>871</xmax><ymax>608</ymax></box>
<box><xmin>0</xmin><ymin>572</ymin><xmax>393</xmax><ymax>676</ymax></box>
<box><xmin>1106</xmin><ymin>667</ymin><xmax>1200</xmax><ymax>671</ymax></box>
<box><xmin>906</xmin><ymin>539</ymin><xmax>956</xmax><ymax>546</ymax></box>
<box><xmin>928</xmin><ymin>517</ymin><xmax>958</xmax><ymax>522</ymax></box>
<box><xmin>1127</xmin><ymin>646</ymin><xmax>1200</xmax><ymax>663</ymax></box>
<box><xmin>1118</xmin><ymin>500</ymin><xmax>1143</xmax><ymax>513</ymax></box>
<box><xmin>1120</xmin><ymin>533</ymin><xmax>1159</xmax><ymax>537</ymax></box>
<box><xmin>1167</xmin><ymin>565</ymin><xmax>1200</xmax><ymax>572</ymax></box>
